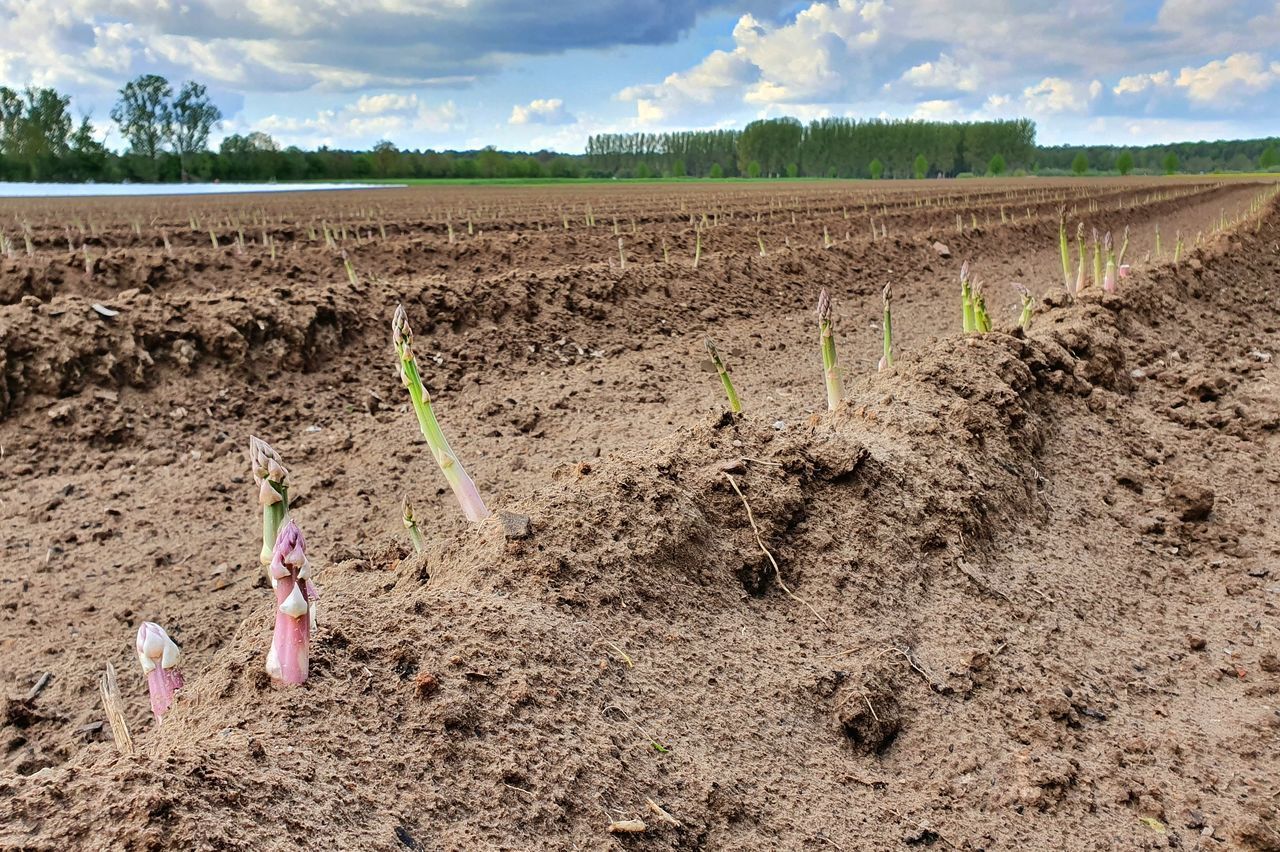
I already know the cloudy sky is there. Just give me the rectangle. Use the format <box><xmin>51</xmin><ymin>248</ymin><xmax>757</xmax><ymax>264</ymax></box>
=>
<box><xmin>2</xmin><ymin>0</ymin><xmax>1278</xmax><ymax>152</ymax></box>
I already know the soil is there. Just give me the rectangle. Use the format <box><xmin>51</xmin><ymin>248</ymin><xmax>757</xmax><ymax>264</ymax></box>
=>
<box><xmin>1</xmin><ymin>178</ymin><xmax>1278</xmax><ymax>851</ymax></box>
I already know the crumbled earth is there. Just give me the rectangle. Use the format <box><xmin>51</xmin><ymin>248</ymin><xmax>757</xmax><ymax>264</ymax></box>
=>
<box><xmin>1</xmin><ymin>179</ymin><xmax>1278</xmax><ymax>851</ymax></box>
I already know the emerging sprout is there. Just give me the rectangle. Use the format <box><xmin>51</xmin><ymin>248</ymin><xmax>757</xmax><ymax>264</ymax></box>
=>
<box><xmin>266</xmin><ymin>521</ymin><xmax>319</xmax><ymax>686</ymax></box>
<box><xmin>249</xmin><ymin>436</ymin><xmax>290</xmax><ymax>566</ymax></box>
<box><xmin>1103</xmin><ymin>231</ymin><xmax>1117</xmax><ymax>293</ymax></box>
<box><xmin>960</xmin><ymin>261</ymin><xmax>976</xmax><ymax>333</ymax></box>
<box><xmin>1014</xmin><ymin>283</ymin><xmax>1034</xmax><ymax>330</ymax></box>
<box><xmin>393</xmin><ymin>305</ymin><xmax>491</xmax><ymax>522</ymax></box>
<box><xmin>878</xmin><ymin>283</ymin><xmax>893</xmax><ymax>371</ymax></box>
<box><xmin>402</xmin><ymin>496</ymin><xmax>425</xmax><ymax>553</ymax></box>
<box><xmin>817</xmin><ymin>289</ymin><xmax>844</xmax><ymax>410</ymax></box>
<box><xmin>704</xmin><ymin>338</ymin><xmax>742</xmax><ymax>413</ymax></box>
<box><xmin>136</xmin><ymin>622</ymin><xmax>184</xmax><ymax>722</ymax></box>
<box><xmin>1058</xmin><ymin>209</ymin><xmax>1072</xmax><ymax>293</ymax></box>
<box><xmin>1075</xmin><ymin>222</ymin><xmax>1086</xmax><ymax>294</ymax></box>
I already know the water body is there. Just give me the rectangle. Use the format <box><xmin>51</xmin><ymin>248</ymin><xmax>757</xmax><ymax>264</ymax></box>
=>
<box><xmin>0</xmin><ymin>183</ymin><xmax>402</xmax><ymax>199</ymax></box>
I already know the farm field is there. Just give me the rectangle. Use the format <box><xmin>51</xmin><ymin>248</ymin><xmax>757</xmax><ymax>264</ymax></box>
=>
<box><xmin>1</xmin><ymin>176</ymin><xmax>1279</xmax><ymax>850</ymax></box>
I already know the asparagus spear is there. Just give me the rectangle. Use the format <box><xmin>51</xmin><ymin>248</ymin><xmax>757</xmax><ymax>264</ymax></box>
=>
<box><xmin>392</xmin><ymin>305</ymin><xmax>491</xmax><ymax>522</ymax></box>
<box><xmin>1058</xmin><ymin>209</ymin><xmax>1072</xmax><ymax>293</ymax></box>
<box><xmin>1103</xmin><ymin>232</ymin><xmax>1117</xmax><ymax>293</ymax></box>
<box><xmin>1014</xmin><ymin>283</ymin><xmax>1034</xmax><ymax>330</ymax></box>
<box><xmin>135</xmin><ymin>622</ymin><xmax>184</xmax><ymax>721</ymax></box>
<box><xmin>265</xmin><ymin>520</ymin><xmax>319</xmax><ymax>686</ymax></box>
<box><xmin>402</xmin><ymin>496</ymin><xmax>425</xmax><ymax>553</ymax></box>
<box><xmin>249</xmin><ymin>436</ymin><xmax>289</xmax><ymax>566</ymax></box>
<box><xmin>960</xmin><ymin>261</ymin><xmax>975</xmax><ymax>333</ymax></box>
<box><xmin>817</xmin><ymin>289</ymin><xmax>843</xmax><ymax>410</ymax></box>
<box><xmin>878</xmin><ymin>283</ymin><xmax>893</xmax><ymax>371</ymax></box>
<box><xmin>704</xmin><ymin>338</ymin><xmax>742</xmax><ymax>413</ymax></box>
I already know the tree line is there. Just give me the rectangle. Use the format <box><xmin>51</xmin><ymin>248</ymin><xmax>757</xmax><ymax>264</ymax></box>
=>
<box><xmin>1</xmin><ymin>75</ymin><xmax>1277</xmax><ymax>182</ymax></box>
<box><xmin>587</xmin><ymin>118</ymin><xmax>1038</xmax><ymax>178</ymax></box>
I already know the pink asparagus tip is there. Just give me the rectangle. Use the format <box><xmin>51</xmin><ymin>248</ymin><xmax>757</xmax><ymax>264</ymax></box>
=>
<box><xmin>1118</xmin><ymin>264</ymin><xmax>1131</xmax><ymax>279</ymax></box>
<box><xmin>136</xmin><ymin>622</ymin><xmax>184</xmax><ymax>721</ymax></box>
<box><xmin>877</xmin><ymin>355</ymin><xmax>889</xmax><ymax>372</ymax></box>
<box><xmin>266</xmin><ymin>520</ymin><xmax>319</xmax><ymax>686</ymax></box>
<box><xmin>1104</xmin><ymin>267</ymin><xmax>1117</xmax><ymax>292</ymax></box>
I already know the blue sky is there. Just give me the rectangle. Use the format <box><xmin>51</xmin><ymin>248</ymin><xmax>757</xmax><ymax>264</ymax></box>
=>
<box><xmin>2</xmin><ymin>0</ymin><xmax>1278</xmax><ymax>153</ymax></box>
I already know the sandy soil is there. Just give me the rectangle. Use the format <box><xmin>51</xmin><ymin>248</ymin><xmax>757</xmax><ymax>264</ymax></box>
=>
<box><xmin>1</xmin><ymin>177</ymin><xmax>1278</xmax><ymax>851</ymax></box>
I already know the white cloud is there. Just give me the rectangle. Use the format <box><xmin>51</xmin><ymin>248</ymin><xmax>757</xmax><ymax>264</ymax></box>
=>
<box><xmin>255</xmin><ymin>93</ymin><xmax>461</xmax><ymax>147</ymax></box>
<box><xmin>1114</xmin><ymin>70</ymin><xmax>1172</xmax><ymax>96</ymax></box>
<box><xmin>899</xmin><ymin>53</ymin><xmax>982</xmax><ymax>92</ymax></box>
<box><xmin>1019</xmin><ymin>77</ymin><xmax>1100</xmax><ymax>114</ymax></box>
<box><xmin>1174</xmin><ymin>52</ymin><xmax>1280</xmax><ymax>104</ymax></box>
<box><xmin>508</xmin><ymin>98</ymin><xmax>575</xmax><ymax>126</ymax></box>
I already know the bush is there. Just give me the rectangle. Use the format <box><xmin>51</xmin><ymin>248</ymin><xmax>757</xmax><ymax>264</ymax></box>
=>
<box><xmin>987</xmin><ymin>154</ymin><xmax>1006</xmax><ymax>176</ymax></box>
<box><xmin>1116</xmin><ymin>150</ymin><xmax>1134</xmax><ymax>176</ymax></box>
<box><xmin>709</xmin><ymin>163</ymin><xmax>724</xmax><ymax>179</ymax></box>
<box><xmin>913</xmin><ymin>154</ymin><xmax>928</xmax><ymax>179</ymax></box>
<box><xmin>1071</xmin><ymin>153</ymin><xmax>1088</xmax><ymax>175</ymax></box>
<box><xmin>869</xmin><ymin>158</ymin><xmax>884</xmax><ymax>180</ymax></box>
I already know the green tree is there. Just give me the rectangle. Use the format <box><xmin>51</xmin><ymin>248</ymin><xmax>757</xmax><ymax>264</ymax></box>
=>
<box><xmin>709</xmin><ymin>162</ymin><xmax>724</xmax><ymax>178</ymax></box>
<box><xmin>111</xmin><ymin>75</ymin><xmax>173</xmax><ymax>177</ymax></box>
<box><xmin>635</xmin><ymin>161</ymin><xmax>651</xmax><ymax>179</ymax></box>
<box><xmin>786</xmin><ymin>162</ymin><xmax>798</xmax><ymax>178</ymax></box>
<box><xmin>913</xmin><ymin>153</ymin><xmax>928</xmax><ymax>179</ymax></box>
<box><xmin>747</xmin><ymin>160</ymin><xmax>761</xmax><ymax>178</ymax></box>
<box><xmin>1116</xmin><ymin>150</ymin><xmax>1134</xmax><ymax>175</ymax></box>
<box><xmin>987</xmin><ymin>153</ymin><xmax>1006</xmax><ymax>175</ymax></box>
<box><xmin>1162</xmin><ymin>152</ymin><xmax>1179</xmax><ymax>174</ymax></box>
<box><xmin>67</xmin><ymin>117</ymin><xmax>108</xmax><ymax>180</ymax></box>
<box><xmin>0</xmin><ymin>86</ymin><xmax>74</xmax><ymax>179</ymax></box>
<box><xmin>1260</xmin><ymin>145</ymin><xmax>1279</xmax><ymax>170</ymax></box>
<box><xmin>168</xmin><ymin>81</ymin><xmax>221</xmax><ymax>180</ymax></box>
<box><xmin>1071</xmin><ymin>152</ymin><xmax>1089</xmax><ymax>175</ymax></box>
<box><xmin>671</xmin><ymin>158</ymin><xmax>686</xmax><ymax>177</ymax></box>
<box><xmin>372</xmin><ymin>140</ymin><xmax>400</xmax><ymax>177</ymax></box>
<box><xmin>869</xmin><ymin>158</ymin><xmax>884</xmax><ymax>179</ymax></box>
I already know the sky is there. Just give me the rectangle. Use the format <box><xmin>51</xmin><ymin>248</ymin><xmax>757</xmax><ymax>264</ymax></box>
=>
<box><xmin>1</xmin><ymin>0</ymin><xmax>1278</xmax><ymax>153</ymax></box>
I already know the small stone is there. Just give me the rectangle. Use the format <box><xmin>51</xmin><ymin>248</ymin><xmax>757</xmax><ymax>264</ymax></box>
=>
<box><xmin>718</xmin><ymin>459</ymin><xmax>746</xmax><ymax>474</ymax></box>
<box><xmin>931</xmin><ymin>241</ymin><xmax>951</xmax><ymax>258</ymax></box>
<box><xmin>1259</xmin><ymin>653</ymin><xmax>1279</xmax><ymax>673</ymax></box>
<box><xmin>698</xmin><ymin>307</ymin><xmax>719</xmax><ymax>322</ymax></box>
<box><xmin>498</xmin><ymin>510</ymin><xmax>531</xmax><ymax>540</ymax></box>
<box><xmin>1187</xmin><ymin>635</ymin><xmax>1207</xmax><ymax>651</ymax></box>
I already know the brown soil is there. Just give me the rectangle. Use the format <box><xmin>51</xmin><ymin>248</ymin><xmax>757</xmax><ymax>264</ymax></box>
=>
<box><xmin>1</xmin><ymin>178</ymin><xmax>1278</xmax><ymax>851</ymax></box>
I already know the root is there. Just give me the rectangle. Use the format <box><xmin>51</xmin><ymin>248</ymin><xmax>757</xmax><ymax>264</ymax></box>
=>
<box><xmin>722</xmin><ymin>472</ymin><xmax>830</xmax><ymax>628</ymax></box>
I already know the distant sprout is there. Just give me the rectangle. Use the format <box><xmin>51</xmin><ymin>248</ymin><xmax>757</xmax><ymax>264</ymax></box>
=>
<box><xmin>757</xmin><ymin>233</ymin><xmax>766</xmax><ymax>257</ymax></box>
<box><xmin>1154</xmin><ymin>223</ymin><xmax>1162</xmax><ymax>259</ymax></box>
<box><xmin>342</xmin><ymin>250</ymin><xmax>358</xmax><ymax>286</ymax></box>
<box><xmin>617</xmin><ymin>237</ymin><xmax>626</xmax><ymax>270</ymax></box>
<box><xmin>704</xmin><ymin>338</ymin><xmax>742</xmax><ymax>413</ymax></box>
<box><xmin>693</xmin><ymin>229</ymin><xmax>702</xmax><ymax>269</ymax></box>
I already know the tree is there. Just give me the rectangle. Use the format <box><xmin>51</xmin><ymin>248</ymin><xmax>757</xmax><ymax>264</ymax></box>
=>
<box><xmin>869</xmin><ymin>158</ymin><xmax>884</xmax><ymax>179</ymax></box>
<box><xmin>671</xmin><ymin>158</ymin><xmax>686</xmax><ymax>178</ymax></box>
<box><xmin>1116</xmin><ymin>150</ymin><xmax>1134</xmax><ymax>175</ymax></box>
<box><xmin>987</xmin><ymin>153</ymin><xmax>1006</xmax><ymax>175</ymax></box>
<box><xmin>372</xmin><ymin>140</ymin><xmax>400</xmax><ymax>177</ymax></box>
<box><xmin>786</xmin><ymin>162</ymin><xmax>798</xmax><ymax>178</ymax></box>
<box><xmin>747</xmin><ymin>160</ymin><xmax>761</xmax><ymax>178</ymax></box>
<box><xmin>709</xmin><ymin>162</ymin><xmax>724</xmax><ymax>178</ymax></box>
<box><xmin>1260</xmin><ymin>145</ymin><xmax>1279</xmax><ymax>170</ymax></box>
<box><xmin>1071</xmin><ymin>152</ymin><xmax>1089</xmax><ymax>175</ymax></box>
<box><xmin>913</xmin><ymin>153</ymin><xmax>928</xmax><ymax>179</ymax></box>
<box><xmin>168</xmin><ymin>81</ymin><xmax>221</xmax><ymax>180</ymax></box>
<box><xmin>111</xmin><ymin>75</ymin><xmax>173</xmax><ymax>176</ymax></box>
<box><xmin>0</xmin><ymin>86</ymin><xmax>74</xmax><ymax>179</ymax></box>
<box><xmin>635</xmin><ymin>162</ymin><xmax>651</xmax><ymax>179</ymax></box>
<box><xmin>1162</xmin><ymin>153</ymin><xmax>1179</xmax><ymax>174</ymax></box>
